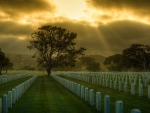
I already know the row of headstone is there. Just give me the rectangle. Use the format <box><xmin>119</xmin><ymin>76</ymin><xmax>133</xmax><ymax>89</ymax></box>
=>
<box><xmin>90</xmin><ymin>75</ymin><xmax>150</xmax><ymax>87</ymax></box>
<box><xmin>95</xmin><ymin>78</ymin><xmax>150</xmax><ymax>98</ymax></box>
<box><xmin>60</xmin><ymin>71</ymin><xmax>150</xmax><ymax>80</ymax></box>
<box><xmin>51</xmin><ymin>74</ymin><xmax>141</xmax><ymax>113</ymax></box>
<box><xmin>60</xmin><ymin>72</ymin><xmax>150</xmax><ymax>89</ymax></box>
<box><xmin>0</xmin><ymin>73</ymin><xmax>30</xmax><ymax>85</ymax></box>
<box><xmin>61</xmin><ymin>72</ymin><xmax>150</xmax><ymax>98</ymax></box>
<box><xmin>0</xmin><ymin>74</ymin><xmax>38</xmax><ymax>113</ymax></box>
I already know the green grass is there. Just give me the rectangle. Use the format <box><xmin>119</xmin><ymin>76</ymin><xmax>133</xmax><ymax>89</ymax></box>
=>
<box><xmin>58</xmin><ymin>75</ymin><xmax>150</xmax><ymax>113</ymax></box>
<box><xmin>0</xmin><ymin>76</ymin><xmax>33</xmax><ymax>98</ymax></box>
<box><xmin>8</xmin><ymin>75</ymin><xmax>99</xmax><ymax>113</ymax></box>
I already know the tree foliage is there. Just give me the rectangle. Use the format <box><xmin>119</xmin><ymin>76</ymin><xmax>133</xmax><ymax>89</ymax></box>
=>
<box><xmin>103</xmin><ymin>54</ymin><xmax>122</xmax><ymax>71</ymax></box>
<box><xmin>28</xmin><ymin>25</ymin><xmax>86</xmax><ymax>75</ymax></box>
<box><xmin>122</xmin><ymin>44</ymin><xmax>150</xmax><ymax>70</ymax></box>
<box><xmin>79</xmin><ymin>56</ymin><xmax>100</xmax><ymax>72</ymax></box>
<box><xmin>0</xmin><ymin>49</ymin><xmax>13</xmax><ymax>75</ymax></box>
<box><xmin>103</xmin><ymin>44</ymin><xmax>150</xmax><ymax>71</ymax></box>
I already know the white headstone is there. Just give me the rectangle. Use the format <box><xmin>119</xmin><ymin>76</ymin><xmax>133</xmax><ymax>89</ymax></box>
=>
<box><xmin>116</xmin><ymin>101</ymin><xmax>123</xmax><ymax>113</ymax></box>
<box><xmin>81</xmin><ymin>85</ymin><xmax>84</xmax><ymax>99</ymax></box>
<box><xmin>145</xmin><ymin>79</ymin><xmax>148</xmax><ymax>87</ymax></box>
<box><xmin>74</xmin><ymin>83</ymin><xmax>77</xmax><ymax>94</ymax></box>
<box><xmin>139</xmin><ymin>84</ymin><xmax>143</xmax><ymax>97</ymax></box>
<box><xmin>15</xmin><ymin>86</ymin><xmax>18</xmax><ymax>100</ymax></box>
<box><xmin>124</xmin><ymin>82</ymin><xmax>127</xmax><ymax>93</ymax></box>
<box><xmin>131</xmin><ymin>84</ymin><xmax>135</xmax><ymax>95</ymax></box>
<box><xmin>3</xmin><ymin>94</ymin><xmax>8</xmax><ymax>113</ymax></box>
<box><xmin>131</xmin><ymin>109</ymin><xmax>141</xmax><ymax>113</ymax></box>
<box><xmin>96</xmin><ymin>92</ymin><xmax>101</xmax><ymax>111</ymax></box>
<box><xmin>134</xmin><ymin>78</ymin><xmax>136</xmax><ymax>85</ymax></box>
<box><xmin>77</xmin><ymin>84</ymin><xmax>80</xmax><ymax>96</ymax></box>
<box><xmin>8</xmin><ymin>91</ymin><xmax>12</xmax><ymax>108</ymax></box>
<box><xmin>89</xmin><ymin>89</ymin><xmax>94</xmax><ymax>106</ymax></box>
<box><xmin>114</xmin><ymin>81</ymin><xmax>117</xmax><ymax>90</ymax></box>
<box><xmin>85</xmin><ymin>87</ymin><xmax>88</xmax><ymax>102</ymax></box>
<box><xmin>104</xmin><ymin>95</ymin><xmax>110</xmax><ymax>113</ymax></box>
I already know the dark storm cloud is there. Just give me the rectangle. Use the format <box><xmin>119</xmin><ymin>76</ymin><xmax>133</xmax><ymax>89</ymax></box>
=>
<box><xmin>0</xmin><ymin>21</ymin><xmax>35</xmax><ymax>36</ymax></box>
<box><xmin>0</xmin><ymin>0</ymin><xmax>55</xmax><ymax>17</ymax></box>
<box><xmin>44</xmin><ymin>20</ymin><xmax>150</xmax><ymax>56</ymax></box>
<box><xmin>86</xmin><ymin>0</ymin><xmax>150</xmax><ymax>16</ymax></box>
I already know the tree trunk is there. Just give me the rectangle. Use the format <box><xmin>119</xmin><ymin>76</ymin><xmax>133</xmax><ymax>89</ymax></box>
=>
<box><xmin>47</xmin><ymin>67</ymin><xmax>51</xmax><ymax>76</ymax></box>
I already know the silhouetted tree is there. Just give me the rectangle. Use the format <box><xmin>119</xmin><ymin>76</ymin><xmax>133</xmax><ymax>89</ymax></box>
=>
<box><xmin>0</xmin><ymin>49</ymin><xmax>13</xmax><ymax>75</ymax></box>
<box><xmin>122</xmin><ymin>44</ymin><xmax>150</xmax><ymax>71</ymax></box>
<box><xmin>3</xmin><ymin>61</ymin><xmax>13</xmax><ymax>73</ymax></box>
<box><xmin>103</xmin><ymin>54</ymin><xmax>122</xmax><ymax>71</ymax></box>
<box><xmin>28</xmin><ymin>25</ymin><xmax>86</xmax><ymax>76</ymax></box>
<box><xmin>79</xmin><ymin>57</ymin><xmax>100</xmax><ymax>72</ymax></box>
<box><xmin>104</xmin><ymin>44</ymin><xmax>150</xmax><ymax>71</ymax></box>
<box><xmin>0</xmin><ymin>49</ymin><xmax>5</xmax><ymax>75</ymax></box>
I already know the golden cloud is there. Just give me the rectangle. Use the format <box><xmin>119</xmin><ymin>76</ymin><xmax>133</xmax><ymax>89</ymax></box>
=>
<box><xmin>86</xmin><ymin>0</ymin><xmax>150</xmax><ymax>24</ymax></box>
<box><xmin>0</xmin><ymin>0</ymin><xmax>56</xmax><ymax>19</ymax></box>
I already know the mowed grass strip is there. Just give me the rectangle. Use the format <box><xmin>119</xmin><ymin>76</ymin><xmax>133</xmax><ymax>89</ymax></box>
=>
<box><xmin>8</xmin><ymin>76</ymin><xmax>99</xmax><ymax>113</ymax></box>
<box><xmin>0</xmin><ymin>76</ymin><xmax>33</xmax><ymax>98</ymax></box>
<box><xmin>59</xmin><ymin>75</ymin><xmax>150</xmax><ymax>113</ymax></box>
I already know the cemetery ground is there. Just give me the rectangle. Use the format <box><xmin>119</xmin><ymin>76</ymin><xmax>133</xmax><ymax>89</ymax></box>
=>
<box><xmin>0</xmin><ymin>76</ymin><xmax>33</xmax><ymax>99</ymax></box>
<box><xmin>58</xmin><ymin>75</ymin><xmax>150</xmax><ymax>113</ymax></box>
<box><xmin>7</xmin><ymin>74</ymin><xmax>99</xmax><ymax>113</ymax></box>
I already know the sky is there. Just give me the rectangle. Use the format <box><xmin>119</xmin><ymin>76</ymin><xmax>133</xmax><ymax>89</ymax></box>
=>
<box><xmin>0</xmin><ymin>0</ymin><xmax>150</xmax><ymax>57</ymax></box>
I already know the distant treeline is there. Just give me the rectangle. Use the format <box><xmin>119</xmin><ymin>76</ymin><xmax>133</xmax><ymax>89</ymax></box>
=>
<box><xmin>103</xmin><ymin>44</ymin><xmax>150</xmax><ymax>72</ymax></box>
<box><xmin>0</xmin><ymin>49</ymin><xmax>13</xmax><ymax>75</ymax></box>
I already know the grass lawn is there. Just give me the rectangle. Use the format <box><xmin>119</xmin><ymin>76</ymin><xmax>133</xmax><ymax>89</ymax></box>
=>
<box><xmin>58</xmin><ymin>75</ymin><xmax>150</xmax><ymax>113</ymax></box>
<box><xmin>8</xmin><ymin>75</ymin><xmax>99</xmax><ymax>113</ymax></box>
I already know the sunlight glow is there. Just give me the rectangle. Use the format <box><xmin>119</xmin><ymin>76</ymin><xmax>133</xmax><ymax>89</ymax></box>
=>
<box><xmin>53</xmin><ymin>0</ymin><xmax>87</xmax><ymax>20</ymax></box>
<box><xmin>15</xmin><ymin>0</ymin><xmax>150</xmax><ymax>27</ymax></box>
<box><xmin>18</xmin><ymin>36</ymin><xmax>26</xmax><ymax>40</ymax></box>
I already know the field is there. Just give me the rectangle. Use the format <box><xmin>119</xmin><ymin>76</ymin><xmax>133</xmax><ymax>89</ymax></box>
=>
<box><xmin>7</xmin><ymin>75</ymin><xmax>98</xmax><ymax>113</ymax></box>
<box><xmin>1</xmin><ymin>71</ymin><xmax>150</xmax><ymax>113</ymax></box>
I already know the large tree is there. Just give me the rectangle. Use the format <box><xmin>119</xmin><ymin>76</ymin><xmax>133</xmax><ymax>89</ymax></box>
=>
<box><xmin>122</xmin><ymin>44</ymin><xmax>150</xmax><ymax>70</ymax></box>
<box><xmin>28</xmin><ymin>25</ymin><xmax>86</xmax><ymax>76</ymax></box>
<box><xmin>103</xmin><ymin>44</ymin><xmax>150</xmax><ymax>71</ymax></box>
